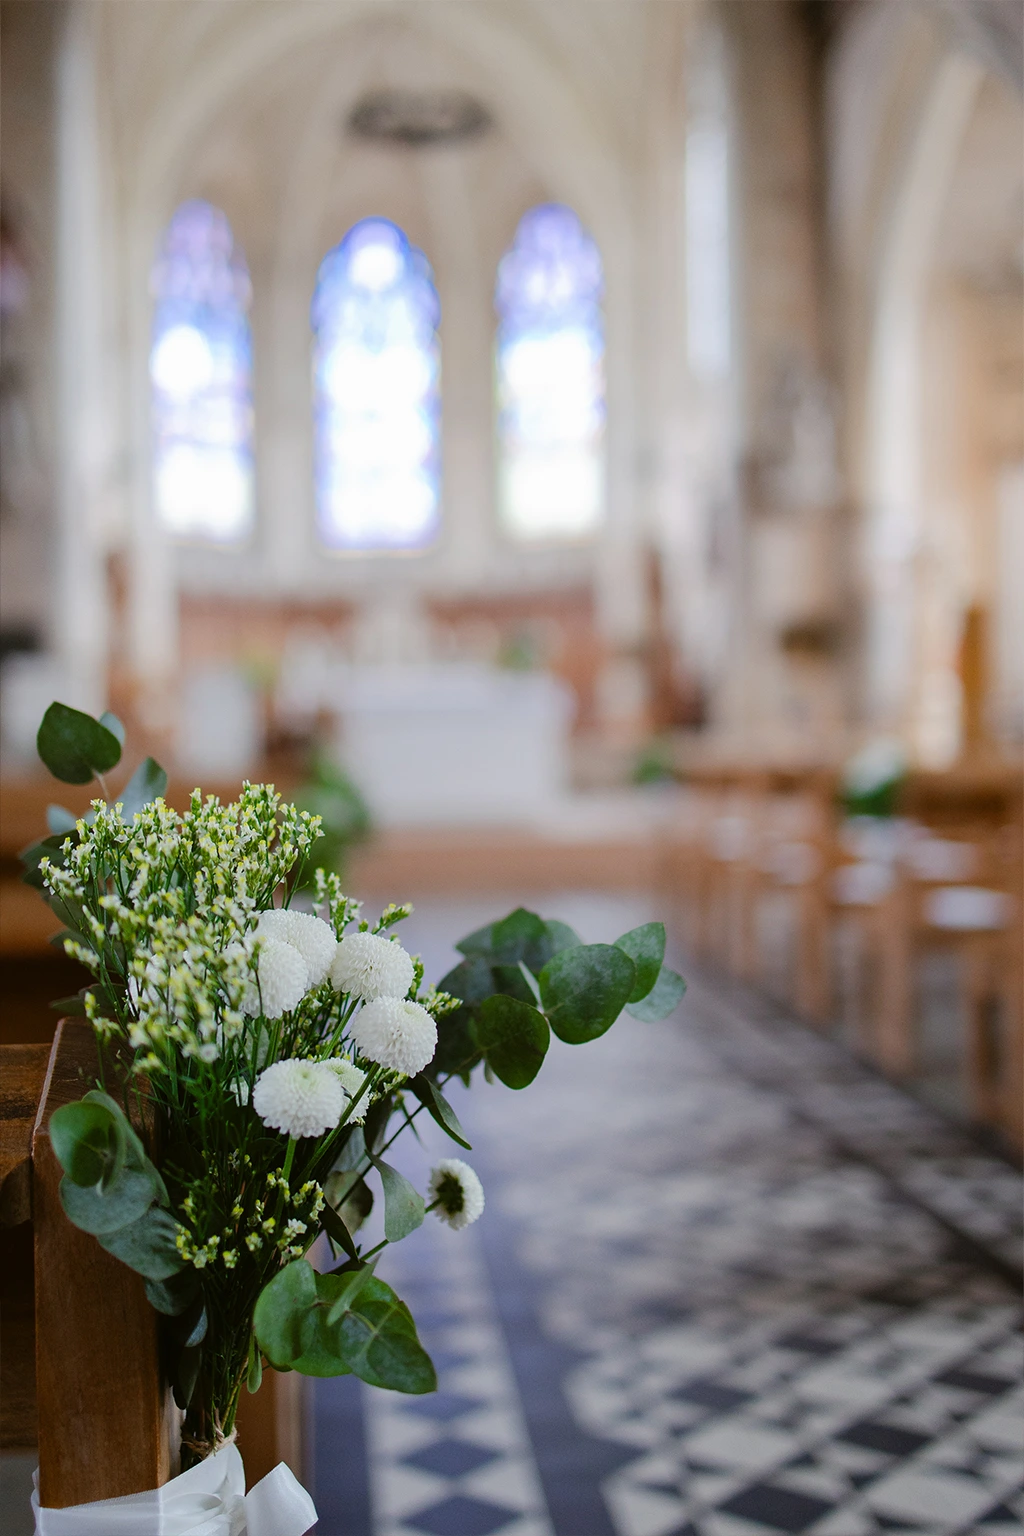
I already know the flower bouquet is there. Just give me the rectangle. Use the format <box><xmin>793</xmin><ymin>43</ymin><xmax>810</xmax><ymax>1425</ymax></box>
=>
<box><xmin>23</xmin><ymin>702</ymin><xmax>685</xmax><ymax>1517</ymax></box>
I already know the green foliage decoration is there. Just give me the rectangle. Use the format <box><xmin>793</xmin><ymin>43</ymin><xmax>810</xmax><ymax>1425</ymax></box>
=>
<box><xmin>25</xmin><ymin>701</ymin><xmax>684</xmax><ymax>1468</ymax></box>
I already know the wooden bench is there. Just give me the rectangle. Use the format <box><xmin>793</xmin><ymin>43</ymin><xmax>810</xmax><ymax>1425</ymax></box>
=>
<box><xmin>0</xmin><ymin>1021</ymin><xmax>306</xmax><ymax>1508</ymax></box>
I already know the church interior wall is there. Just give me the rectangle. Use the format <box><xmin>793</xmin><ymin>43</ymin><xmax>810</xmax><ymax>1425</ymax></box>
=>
<box><xmin>0</xmin><ymin>0</ymin><xmax>1020</xmax><ymax>770</ymax></box>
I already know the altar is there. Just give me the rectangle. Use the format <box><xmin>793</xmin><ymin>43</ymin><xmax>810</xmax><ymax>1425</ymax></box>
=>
<box><xmin>329</xmin><ymin>664</ymin><xmax>575</xmax><ymax>827</ymax></box>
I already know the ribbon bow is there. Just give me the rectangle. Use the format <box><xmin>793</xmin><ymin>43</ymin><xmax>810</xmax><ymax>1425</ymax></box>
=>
<box><xmin>32</xmin><ymin>1443</ymin><xmax>317</xmax><ymax>1536</ymax></box>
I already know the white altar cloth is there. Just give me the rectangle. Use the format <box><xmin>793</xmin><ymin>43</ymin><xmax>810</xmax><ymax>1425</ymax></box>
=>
<box><xmin>331</xmin><ymin>664</ymin><xmax>574</xmax><ymax>827</ymax></box>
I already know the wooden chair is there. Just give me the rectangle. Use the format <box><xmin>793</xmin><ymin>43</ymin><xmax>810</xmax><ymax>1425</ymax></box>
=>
<box><xmin>873</xmin><ymin>824</ymin><xmax>1022</xmax><ymax>1148</ymax></box>
<box><xmin>0</xmin><ymin>1020</ymin><xmax>307</xmax><ymax>1510</ymax></box>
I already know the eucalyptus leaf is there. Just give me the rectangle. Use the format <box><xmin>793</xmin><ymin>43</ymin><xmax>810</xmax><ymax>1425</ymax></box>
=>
<box><xmin>183</xmin><ymin>1305</ymin><xmax>208</xmax><ymax>1349</ymax></box>
<box><xmin>325</xmin><ymin>1171</ymin><xmax>374</xmax><ymax>1237</ymax></box>
<box><xmin>488</xmin><ymin>907</ymin><xmax>554</xmax><ymax>971</ymax></box>
<box><xmin>470</xmin><ymin>994</ymin><xmax>549</xmax><ymax>1089</ymax></box>
<box><xmin>626</xmin><ymin>964</ymin><xmax>687</xmax><ymax>1021</ymax></box>
<box><xmin>437</xmin><ymin>955</ymin><xmax>495</xmax><ymax>1007</ymax></box>
<box><xmin>320</xmin><ymin>1199</ymin><xmax>360</xmax><ymax>1261</ymax></box>
<box><xmin>325</xmin><ymin>1263</ymin><xmax>376</xmax><ymax>1326</ymax></box>
<box><xmin>517</xmin><ymin>961</ymin><xmax>542</xmax><ymax>1006</ymax></box>
<box><xmin>409</xmin><ymin>1075</ymin><xmax>472</xmax><ymax>1150</ymax></box>
<box><xmin>490</xmin><ymin>964</ymin><xmax>537</xmax><ymax>1005</ymax></box>
<box><xmin>96</xmin><ymin>1205</ymin><xmax>182</xmax><ymax>1280</ymax></box>
<box><xmin>254</xmin><ymin>1259</ymin><xmax>318</xmax><ymax>1370</ymax></box>
<box><xmin>37</xmin><ymin>702</ymin><xmax>122</xmax><ymax>784</ymax></box>
<box><xmin>336</xmin><ymin>1276</ymin><xmax>436</xmax><ymax>1393</ymax></box>
<box><xmin>98</xmin><ymin>711</ymin><xmax>126</xmax><ymax>747</ymax></box>
<box><xmin>46</xmin><ymin>804</ymin><xmax>79</xmax><ymax>836</ymax></box>
<box><xmin>614</xmin><ymin>922</ymin><xmax>666</xmax><ymax>1003</ymax></box>
<box><xmin>80</xmin><ymin>1089</ymin><xmax>162</xmax><ymax>1196</ymax></box>
<box><xmin>48</xmin><ymin>992</ymin><xmax>88</xmax><ymax>1015</ymax></box>
<box><xmin>454</xmin><ymin>921</ymin><xmax>496</xmax><ymax>958</ymax></box>
<box><xmin>332</xmin><ymin>1126</ymin><xmax>366</xmax><ymax>1172</ymax></box>
<box><xmin>373</xmin><ymin>1156</ymin><xmax>425</xmax><ymax>1242</ymax></box>
<box><xmin>247</xmin><ymin>1338</ymin><xmax>263</xmax><ymax>1395</ymax></box>
<box><xmin>539</xmin><ymin>943</ymin><xmax>636</xmax><ymax>1044</ymax></box>
<box><xmin>60</xmin><ymin>1167</ymin><xmax>159</xmax><ymax>1235</ymax></box>
<box><xmin>117</xmin><ymin>756</ymin><xmax>168</xmax><ymax>822</ymax></box>
<box><xmin>145</xmin><ymin>1269</ymin><xmax>201</xmax><ymax>1316</ymax></box>
<box><xmin>544</xmin><ymin>919</ymin><xmax>582</xmax><ymax>955</ymax></box>
<box><xmin>430</xmin><ymin>1005</ymin><xmax>483</xmax><ymax>1078</ymax></box>
<box><xmin>48</xmin><ymin>1099</ymin><xmax>117</xmax><ymax>1187</ymax></box>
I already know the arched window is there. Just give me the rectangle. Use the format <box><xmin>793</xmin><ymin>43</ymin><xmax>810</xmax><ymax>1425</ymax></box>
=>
<box><xmin>312</xmin><ymin>218</ymin><xmax>440</xmax><ymax>551</ymax></box>
<box><xmin>685</xmin><ymin>21</ymin><xmax>732</xmax><ymax>378</ymax></box>
<box><xmin>495</xmin><ymin>204</ymin><xmax>605</xmax><ymax>540</ymax></box>
<box><xmin>150</xmin><ymin>200</ymin><xmax>254</xmax><ymax>541</ymax></box>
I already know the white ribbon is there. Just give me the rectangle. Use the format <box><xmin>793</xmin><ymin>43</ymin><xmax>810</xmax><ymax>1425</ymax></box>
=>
<box><xmin>32</xmin><ymin>1443</ymin><xmax>317</xmax><ymax>1536</ymax></box>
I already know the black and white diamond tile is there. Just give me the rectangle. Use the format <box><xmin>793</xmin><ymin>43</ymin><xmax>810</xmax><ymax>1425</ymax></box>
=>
<box><xmin>320</xmin><ymin>896</ymin><xmax>1023</xmax><ymax>1536</ymax></box>
<box><xmin>364</xmin><ymin>1215</ymin><xmax>554</xmax><ymax>1536</ymax></box>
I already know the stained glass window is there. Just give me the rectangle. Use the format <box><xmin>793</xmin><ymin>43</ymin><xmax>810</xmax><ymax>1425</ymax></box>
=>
<box><xmin>495</xmin><ymin>204</ymin><xmax>605</xmax><ymax>540</ymax></box>
<box><xmin>312</xmin><ymin>218</ymin><xmax>441</xmax><ymax>551</ymax></box>
<box><xmin>150</xmin><ymin>200</ymin><xmax>254</xmax><ymax>541</ymax></box>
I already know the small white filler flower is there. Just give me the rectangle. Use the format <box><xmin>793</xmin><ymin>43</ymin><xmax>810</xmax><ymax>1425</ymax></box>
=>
<box><xmin>252</xmin><ymin>1059</ymin><xmax>344</xmax><ymax>1139</ymax></box>
<box><xmin>242</xmin><ymin>938</ymin><xmax>308</xmax><ymax>1020</ymax></box>
<box><xmin>323</xmin><ymin>1057</ymin><xmax>369</xmax><ymax>1123</ymax></box>
<box><xmin>256</xmin><ymin>909</ymin><xmax>337</xmax><ymax>988</ymax></box>
<box><xmin>428</xmin><ymin>1158</ymin><xmax>485</xmax><ymax>1230</ymax></box>
<box><xmin>330</xmin><ymin>931</ymin><xmax>415</xmax><ymax>1002</ymax></box>
<box><xmin>349</xmin><ymin>996</ymin><xmax>436</xmax><ymax>1077</ymax></box>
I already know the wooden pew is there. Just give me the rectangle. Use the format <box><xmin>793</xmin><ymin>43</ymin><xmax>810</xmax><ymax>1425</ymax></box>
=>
<box><xmin>0</xmin><ymin>1022</ymin><xmax>307</xmax><ymax>1510</ymax></box>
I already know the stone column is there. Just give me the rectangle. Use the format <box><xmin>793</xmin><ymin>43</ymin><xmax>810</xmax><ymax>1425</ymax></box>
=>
<box><xmin>52</xmin><ymin>0</ymin><xmax>109</xmax><ymax>716</ymax></box>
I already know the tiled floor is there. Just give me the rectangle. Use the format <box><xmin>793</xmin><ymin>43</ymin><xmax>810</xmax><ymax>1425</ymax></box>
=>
<box><xmin>313</xmin><ymin>894</ymin><xmax>1022</xmax><ymax>1536</ymax></box>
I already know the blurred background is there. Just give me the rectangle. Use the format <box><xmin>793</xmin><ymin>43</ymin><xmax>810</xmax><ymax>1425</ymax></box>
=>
<box><xmin>1</xmin><ymin>3</ymin><xmax>1022</xmax><ymax>1534</ymax></box>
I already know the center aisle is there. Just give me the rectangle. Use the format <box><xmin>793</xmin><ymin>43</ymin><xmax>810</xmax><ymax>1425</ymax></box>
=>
<box><xmin>313</xmin><ymin>895</ymin><xmax>1023</xmax><ymax>1536</ymax></box>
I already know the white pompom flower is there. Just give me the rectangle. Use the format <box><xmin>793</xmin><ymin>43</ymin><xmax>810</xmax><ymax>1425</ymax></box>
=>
<box><xmin>323</xmin><ymin>1057</ymin><xmax>369</xmax><ymax>1123</ymax></box>
<box><xmin>257</xmin><ymin>909</ymin><xmax>337</xmax><ymax>988</ymax></box>
<box><xmin>242</xmin><ymin>938</ymin><xmax>308</xmax><ymax>1020</ymax></box>
<box><xmin>330</xmin><ymin>931</ymin><xmax>415</xmax><ymax>1002</ymax></box>
<box><xmin>252</xmin><ymin>1059</ymin><xmax>344</xmax><ymax>1139</ymax></box>
<box><xmin>349</xmin><ymin>997</ymin><xmax>436</xmax><ymax>1077</ymax></box>
<box><xmin>428</xmin><ymin>1159</ymin><xmax>485</xmax><ymax>1230</ymax></box>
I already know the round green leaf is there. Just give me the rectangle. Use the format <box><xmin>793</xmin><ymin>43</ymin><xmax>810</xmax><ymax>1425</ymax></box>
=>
<box><xmin>373</xmin><ymin>1157</ymin><xmax>425</xmax><ymax>1243</ymax></box>
<box><xmin>488</xmin><ymin>907</ymin><xmax>554</xmax><ymax>972</ymax></box>
<box><xmin>96</xmin><ymin>1206</ymin><xmax>182</xmax><ymax>1280</ymax></box>
<box><xmin>60</xmin><ymin>1167</ymin><xmax>159</xmax><ymax>1235</ymax></box>
<box><xmin>254</xmin><ymin>1260</ymin><xmax>318</xmax><ymax>1369</ymax></box>
<box><xmin>116</xmin><ymin>757</ymin><xmax>168</xmax><ymax>822</ymax></box>
<box><xmin>539</xmin><ymin>943</ymin><xmax>636</xmax><ymax>1044</ymax></box>
<box><xmin>626</xmin><ymin>965</ymin><xmax>687</xmax><ymax>1021</ymax></box>
<box><xmin>544</xmin><ymin>919</ymin><xmax>582</xmax><ymax>955</ymax></box>
<box><xmin>471</xmin><ymin>994</ymin><xmax>549</xmax><ymax>1089</ymax></box>
<box><xmin>614</xmin><ymin>922</ymin><xmax>666</xmax><ymax>1003</ymax></box>
<box><xmin>49</xmin><ymin>1100</ymin><xmax>117</xmax><ymax>1187</ymax></box>
<box><xmin>336</xmin><ymin>1276</ymin><xmax>436</xmax><ymax>1393</ymax></box>
<box><xmin>37</xmin><ymin>702</ymin><xmax>123</xmax><ymax>784</ymax></box>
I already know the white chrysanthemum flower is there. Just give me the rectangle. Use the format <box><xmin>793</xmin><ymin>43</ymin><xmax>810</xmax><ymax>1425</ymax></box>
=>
<box><xmin>252</xmin><ymin>1059</ymin><xmax>344</xmax><ymax>1139</ymax></box>
<box><xmin>242</xmin><ymin>937</ymin><xmax>308</xmax><ymax>1019</ymax></box>
<box><xmin>257</xmin><ymin>909</ymin><xmax>337</xmax><ymax>988</ymax></box>
<box><xmin>323</xmin><ymin>1057</ymin><xmax>368</xmax><ymax>1123</ymax></box>
<box><xmin>349</xmin><ymin>997</ymin><xmax>436</xmax><ymax>1077</ymax></box>
<box><xmin>428</xmin><ymin>1159</ymin><xmax>484</xmax><ymax>1230</ymax></box>
<box><xmin>330</xmin><ymin>931</ymin><xmax>415</xmax><ymax>1002</ymax></box>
